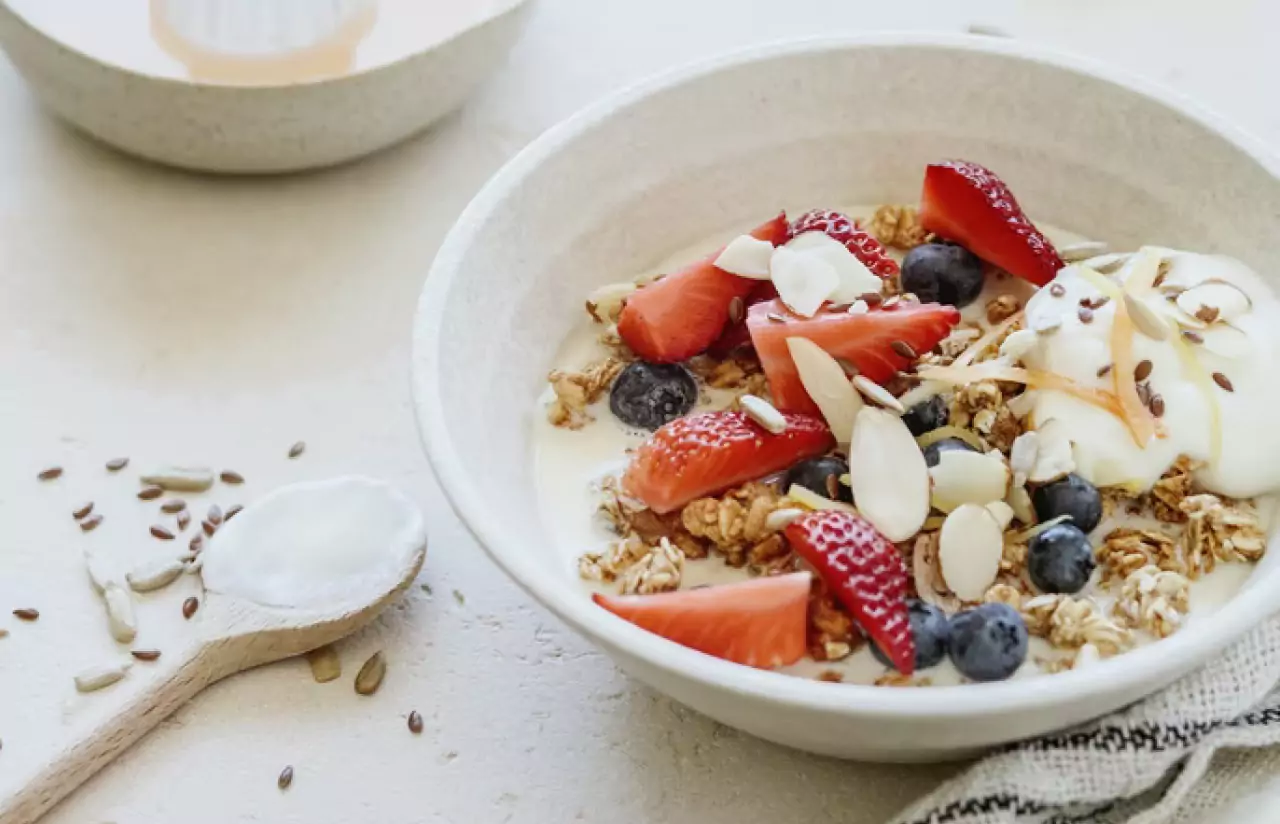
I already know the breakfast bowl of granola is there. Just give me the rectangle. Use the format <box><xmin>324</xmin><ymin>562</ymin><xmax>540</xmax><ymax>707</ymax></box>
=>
<box><xmin>412</xmin><ymin>34</ymin><xmax>1280</xmax><ymax>760</ymax></box>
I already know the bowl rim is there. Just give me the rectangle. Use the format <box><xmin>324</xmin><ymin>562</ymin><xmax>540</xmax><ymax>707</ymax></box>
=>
<box><xmin>413</xmin><ymin>32</ymin><xmax>1280</xmax><ymax>721</ymax></box>
<box><xmin>0</xmin><ymin>0</ymin><xmax>529</xmax><ymax>92</ymax></box>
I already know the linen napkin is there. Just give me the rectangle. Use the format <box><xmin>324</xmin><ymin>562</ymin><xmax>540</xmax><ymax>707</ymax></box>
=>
<box><xmin>892</xmin><ymin>615</ymin><xmax>1280</xmax><ymax>824</ymax></box>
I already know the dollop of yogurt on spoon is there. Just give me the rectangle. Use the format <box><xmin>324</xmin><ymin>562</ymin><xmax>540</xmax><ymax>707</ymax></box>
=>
<box><xmin>1021</xmin><ymin>248</ymin><xmax>1280</xmax><ymax>498</ymax></box>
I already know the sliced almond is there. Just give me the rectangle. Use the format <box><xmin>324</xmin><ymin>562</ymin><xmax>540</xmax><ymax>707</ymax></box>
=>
<box><xmin>846</xmin><ymin>407</ymin><xmax>929</xmax><ymax>541</ymax></box>
<box><xmin>929</xmin><ymin>450</ymin><xmax>1010</xmax><ymax>513</ymax></box>
<box><xmin>765</xmin><ymin>507</ymin><xmax>806</xmax><ymax>531</ymax></box>
<box><xmin>851</xmin><ymin>375</ymin><xmax>905</xmax><ymax>413</ymax></box>
<box><xmin>985</xmin><ymin>501</ymin><xmax>1015</xmax><ymax>530</ymax></box>
<box><xmin>784</xmin><ymin>231</ymin><xmax>882</xmax><ymax>305</ymax></box>
<box><xmin>912</xmin><ymin>533</ymin><xmax>961</xmax><ymax>613</ymax></box>
<box><xmin>1176</xmin><ymin>281</ymin><xmax>1250</xmax><ymax>324</ymax></box>
<box><xmin>785</xmin><ymin>337</ymin><xmax>863</xmax><ymax>444</ymax></box>
<box><xmin>938</xmin><ymin>504</ymin><xmax>1004</xmax><ymax>602</ymax></box>
<box><xmin>1123</xmin><ymin>293</ymin><xmax>1170</xmax><ymax>341</ymax></box>
<box><xmin>714</xmin><ymin>234</ymin><xmax>775</xmax><ymax>279</ymax></box>
<box><xmin>739</xmin><ymin>395</ymin><xmax>787</xmax><ymax>434</ymax></box>
<box><xmin>1008</xmin><ymin>484</ymin><xmax>1036</xmax><ymax>524</ymax></box>
<box><xmin>770</xmin><ymin>245</ymin><xmax>839</xmax><ymax>317</ymax></box>
<box><xmin>1078</xmin><ymin>252</ymin><xmax>1130</xmax><ymax>274</ymax></box>
<box><xmin>998</xmin><ymin>329</ymin><xmax>1039</xmax><ymax>363</ymax></box>
<box><xmin>1028</xmin><ymin>419</ymin><xmax>1075</xmax><ymax>484</ymax></box>
<box><xmin>585</xmin><ymin>282</ymin><xmax>638</xmax><ymax>321</ymax></box>
<box><xmin>785</xmin><ymin>485</ymin><xmax>857</xmax><ymax>514</ymax></box>
<box><xmin>1199</xmin><ymin>324</ymin><xmax>1251</xmax><ymax>359</ymax></box>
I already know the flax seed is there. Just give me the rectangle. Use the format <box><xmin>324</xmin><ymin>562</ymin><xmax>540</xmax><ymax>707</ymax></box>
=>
<box><xmin>105</xmin><ymin>457</ymin><xmax>129</xmax><ymax>472</ymax></box>
<box><xmin>890</xmin><ymin>340</ymin><xmax>917</xmax><ymax>360</ymax></box>
<box><xmin>1212</xmin><ymin>372</ymin><xmax>1234</xmax><ymax>392</ymax></box>
<box><xmin>160</xmin><ymin>499</ymin><xmax>186</xmax><ymax>514</ymax></box>
<box><xmin>138</xmin><ymin>486</ymin><xmax>164</xmax><ymax>501</ymax></box>
<box><xmin>13</xmin><ymin>608</ymin><xmax>39</xmax><ymax>621</ymax></box>
<box><xmin>80</xmin><ymin>514</ymin><xmax>103</xmax><ymax>532</ymax></box>
<box><xmin>131</xmin><ymin>649</ymin><xmax>162</xmax><ymax>662</ymax></box>
<box><xmin>1133</xmin><ymin>360</ymin><xmax>1153</xmax><ymax>382</ymax></box>
<box><xmin>182</xmin><ymin>597</ymin><xmax>199</xmax><ymax>619</ymax></box>
<box><xmin>37</xmin><ymin>467</ymin><xmax>62</xmax><ymax>481</ymax></box>
<box><xmin>207</xmin><ymin>504</ymin><xmax>223</xmax><ymax>526</ymax></box>
<box><xmin>288</xmin><ymin>441</ymin><xmax>306</xmax><ymax>459</ymax></box>
<box><xmin>150</xmin><ymin>525</ymin><xmax>175</xmax><ymax>541</ymax></box>
<box><xmin>219</xmin><ymin>470</ymin><xmax>245</xmax><ymax>485</ymax></box>
<box><xmin>72</xmin><ymin>502</ymin><xmax>94</xmax><ymax>520</ymax></box>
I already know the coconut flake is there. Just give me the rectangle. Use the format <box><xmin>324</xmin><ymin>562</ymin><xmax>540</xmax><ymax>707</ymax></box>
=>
<box><xmin>714</xmin><ymin>234</ymin><xmax>775</xmax><ymax>279</ymax></box>
<box><xmin>1029</xmin><ymin>419</ymin><xmax>1075</xmax><ymax>484</ymax></box>
<box><xmin>938</xmin><ymin>503</ymin><xmax>1003</xmax><ymax>601</ymax></box>
<box><xmin>784</xmin><ymin>231</ymin><xmax>882</xmax><ymax>305</ymax></box>
<box><xmin>846</xmin><ymin>407</ymin><xmax>929</xmax><ymax>541</ymax></box>
<box><xmin>770</xmin><ymin>246</ymin><xmax>839</xmax><ymax>317</ymax></box>
<box><xmin>929</xmin><ymin>450</ymin><xmax>1010</xmax><ymax>513</ymax></box>
<box><xmin>786</xmin><ymin>337</ymin><xmax>863</xmax><ymax>444</ymax></box>
<box><xmin>985</xmin><ymin>501</ymin><xmax>1015</xmax><ymax>530</ymax></box>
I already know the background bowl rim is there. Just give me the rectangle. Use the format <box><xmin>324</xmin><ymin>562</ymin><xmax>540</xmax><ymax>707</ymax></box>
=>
<box><xmin>412</xmin><ymin>32</ymin><xmax>1280</xmax><ymax>722</ymax></box>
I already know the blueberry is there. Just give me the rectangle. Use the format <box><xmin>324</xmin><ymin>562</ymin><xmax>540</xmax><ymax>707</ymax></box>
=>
<box><xmin>1027</xmin><ymin>523</ymin><xmax>1096</xmax><ymax>594</ymax></box>
<box><xmin>783</xmin><ymin>456</ymin><xmax>851</xmax><ymax>503</ymax></box>
<box><xmin>872</xmin><ymin>599</ymin><xmax>951</xmax><ymax>671</ymax></box>
<box><xmin>921</xmin><ymin>437</ymin><xmax>977</xmax><ymax>468</ymax></box>
<box><xmin>901</xmin><ymin>395</ymin><xmax>949</xmax><ymax>437</ymax></box>
<box><xmin>1032</xmin><ymin>473</ymin><xmax>1103</xmax><ymax>533</ymax></box>
<box><xmin>901</xmin><ymin>243</ymin><xmax>986</xmax><ymax>308</ymax></box>
<box><xmin>948</xmin><ymin>603</ymin><xmax>1029</xmax><ymax>682</ymax></box>
<box><xmin>608</xmin><ymin>362</ymin><xmax>698</xmax><ymax>431</ymax></box>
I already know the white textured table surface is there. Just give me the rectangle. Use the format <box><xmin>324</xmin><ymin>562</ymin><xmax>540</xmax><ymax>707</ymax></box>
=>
<box><xmin>3</xmin><ymin>1</ymin><xmax>1280</xmax><ymax>822</ymax></box>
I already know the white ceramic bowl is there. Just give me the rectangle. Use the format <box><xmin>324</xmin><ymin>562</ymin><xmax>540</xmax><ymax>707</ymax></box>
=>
<box><xmin>0</xmin><ymin>0</ymin><xmax>530</xmax><ymax>173</ymax></box>
<box><xmin>413</xmin><ymin>35</ymin><xmax>1280</xmax><ymax>761</ymax></box>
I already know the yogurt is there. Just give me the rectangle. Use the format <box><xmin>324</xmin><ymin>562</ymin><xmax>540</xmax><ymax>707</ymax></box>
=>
<box><xmin>1023</xmin><ymin>249</ymin><xmax>1280</xmax><ymax>497</ymax></box>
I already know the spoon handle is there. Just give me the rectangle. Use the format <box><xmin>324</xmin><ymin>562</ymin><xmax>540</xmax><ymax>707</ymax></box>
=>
<box><xmin>0</xmin><ymin>641</ymin><xmax>222</xmax><ymax>824</ymax></box>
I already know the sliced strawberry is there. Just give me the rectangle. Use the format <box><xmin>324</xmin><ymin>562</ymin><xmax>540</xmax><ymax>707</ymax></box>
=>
<box><xmin>591</xmin><ymin>573</ymin><xmax>808</xmax><ymax>670</ymax></box>
<box><xmin>788</xmin><ymin>209</ymin><xmax>899</xmax><ymax>278</ymax></box>
<box><xmin>617</xmin><ymin>214</ymin><xmax>789</xmax><ymax>363</ymax></box>
<box><xmin>622</xmin><ymin>410</ymin><xmax>833</xmax><ymax>514</ymax></box>
<box><xmin>706</xmin><ymin>281</ymin><xmax>778</xmax><ymax>357</ymax></box>
<box><xmin>747</xmin><ymin>299</ymin><xmax>961</xmax><ymax>413</ymax></box>
<box><xmin>784</xmin><ymin>511</ymin><xmax>915</xmax><ymax>674</ymax></box>
<box><xmin>593</xmin><ymin>572</ymin><xmax>811</xmax><ymax>668</ymax></box>
<box><xmin>919</xmin><ymin>161</ymin><xmax>1063</xmax><ymax>286</ymax></box>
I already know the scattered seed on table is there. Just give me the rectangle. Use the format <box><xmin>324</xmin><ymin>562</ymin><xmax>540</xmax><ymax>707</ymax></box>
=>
<box><xmin>207</xmin><ymin>504</ymin><xmax>223</xmax><ymax>526</ymax></box>
<box><xmin>1133</xmin><ymin>359</ymin><xmax>1153</xmax><ymax>382</ymax></box>
<box><xmin>202</xmin><ymin>520</ymin><xmax>216</xmax><ymax>537</ymax></box>
<box><xmin>127</xmin><ymin>559</ymin><xmax>184</xmax><ymax>593</ymax></box>
<box><xmin>278</xmin><ymin>765</ymin><xmax>294</xmax><ymax>790</ymax></box>
<box><xmin>225</xmin><ymin>504</ymin><xmax>244</xmax><ymax>521</ymax></box>
<box><xmin>189</xmin><ymin>534</ymin><xmax>204</xmax><ymax>553</ymax></box>
<box><xmin>354</xmin><ymin>651</ymin><xmax>387</xmax><ymax>696</ymax></box>
<box><xmin>37</xmin><ymin>467</ymin><xmax>62</xmax><ymax>482</ymax></box>
<box><xmin>220</xmin><ymin>470</ymin><xmax>245</xmax><ymax>485</ymax></box>
<box><xmin>13</xmin><ymin>608</ymin><xmax>38</xmax><ymax>622</ymax></box>
<box><xmin>307</xmin><ymin>645</ymin><xmax>341</xmax><ymax>683</ymax></box>
<box><xmin>288</xmin><ymin>441</ymin><xmax>306</xmax><ymax>459</ymax></box>
<box><xmin>176</xmin><ymin>510</ymin><xmax>191</xmax><ymax>531</ymax></box>
<box><xmin>160</xmin><ymin>499</ymin><xmax>186</xmax><ymax>514</ymax></box>
<box><xmin>79</xmin><ymin>514</ymin><xmax>103</xmax><ymax>532</ymax></box>
<box><xmin>452</xmin><ymin>590</ymin><xmax>466</xmax><ymax>606</ymax></box>
<box><xmin>408</xmin><ymin>711</ymin><xmax>424</xmax><ymax>734</ymax></box>
<box><xmin>72</xmin><ymin>502</ymin><xmax>95</xmax><ymax>521</ymax></box>
<box><xmin>105</xmin><ymin>457</ymin><xmax>129</xmax><ymax>472</ymax></box>
<box><xmin>138</xmin><ymin>486</ymin><xmax>164</xmax><ymax>501</ymax></box>
<box><xmin>150</xmin><ymin>525</ymin><xmax>175</xmax><ymax>541</ymax></box>
<box><xmin>1212</xmin><ymin>372</ymin><xmax>1235</xmax><ymax>392</ymax></box>
<box><xmin>182</xmin><ymin>597</ymin><xmax>199</xmax><ymax>619</ymax></box>
<box><xmin>74</xmin><ymin>662</ymin><xmax>130</xmax><ymax>693</ymax></box>
<box><xmin>131</xmin><ymin>649</ymin><xmax>161</xmax><ymax>662</ymax></box>
<box><xmin>140</xmin><ymin>466</ymin><xmax>214</xmax><ymax>492</ymax></box>
<box><xmin>104</xmin><ymin>583</ymin><xmax>137</xmax><ymax>643</ymax></box>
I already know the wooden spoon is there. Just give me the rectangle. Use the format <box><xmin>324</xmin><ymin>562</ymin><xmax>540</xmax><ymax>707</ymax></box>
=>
<box><xmin>2</xmin><ymin>503</ymin><xmax>426</xmax><ymax>824</ymax></box>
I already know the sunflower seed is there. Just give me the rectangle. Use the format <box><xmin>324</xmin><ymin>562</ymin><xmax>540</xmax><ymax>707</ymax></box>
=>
<box><xmin>131</xmin><ymin>649</ymin><xmax>161</xmax><ymax>662</ymax></box>
<box><xmin>851</xmin><ymin>375</ymin><xmax>905</xmax><ymax>413</ymax></box>
<box><xmin>1134</xmin><ymin>360</ymin><xmax>1153</xmax><ymax>382</ymax></box>
<box><xmin>219</xmin><ymin>470</ymin><xmax>245</xmax><ymax>485</ymax></box>
<box><xmin>105</xmin><ymin>457</ymin><xmax>130</xmax><ymax>472</ymax></box>
<box><xmin>137</xmin><ymin>486</ymin><xmax>164</xmax><ymax>501</ymax></box>
<box><xmin>890</xmin><ymin>340</ymin><xmax>918</xmax><ymax>360</ymax></box>
<box><xmin>225</xmin><ymin>504</ymin><xmax>244</xmax><ymax>520</ymax></box>
<box><xmin>103</xmin><ymin>583</ymin><xmax>137</xmax><ymax>643</ymax></box>
<box><xmin>127</xmin><ymin>559</ymin><xmax>184</xmax><ymax>592</ymax></box>
<box><xmin>288</xmin><ymin>441</ymin><xmax>307</xmax><ymax>459</ymax></box>
<box><xmin>408</xmin><ymin>711</ymin><xmax>424</xmax><ymax>734</ymax></box>
<box><xmin>149</xmin><ymin>525</ymin><xmax>175</xmax><ymax>541</ymax></box>
<box><xmin>307</xmin><ymin>645</ymin><xmax>341</xmax><ymax>683</ymax></box>
<box><xmin>182</xmin><ymin>597</ymin><xmax>199</xmax><ymax>619</ymax></box>
<box><xmin>79</xmin><ymin>514</ymin><xmax>103</xmax><ymax>532</ymax></box>
<box><xmin>72</xmin><ymin>502</ymin><xmax>95</xmax><ymax>520</ymax></box>
<box><xmin>1124</xmin><ymin>293</ymin><xmax>1170</xmax><ymax>341</ymax></box>
<box><xmin>1212</xmin><ymin>372</ymin><xmax>1235</xmax><ymax>392</ymax></box>
<box><xmin>140</xmin><ymin>467</ymin><xmax>214</xmax><ymax>492</ymax></box>
<box><xmin>278</xmin><ymin>766</ymin><xmax>294</xmax><ymax>790</ymax></box>
<box><xmin>13</xmin><ymin>608</ymin><xmax>39</xmax><ymax>621</ymax></box>
<box><xmin>207</xmin><ymin>504</ymin><xmax>223</xmax><ymax>526</ymax></box>
<box><xmin>176</xmin><ymin>510</ymin><xmax>191</xmax><ymax>531</ymax></box>
<box><xmin>202</xmin><ymin>520</ymin><xmax>216</xmax><ymax>536</ymax></box>
<box><xmin>160</xmin><ymin>499</ymin><xmax>186</xmax><ymax>514</ymax></box>
<box><xmin>354</xmin><ymin>651</ymin><xmax>387</xmax><ymax>696</ymax></box>
<box><xmin>74</xmin><ymin>661</ymin><xmax>131</xmax><ymax>692</ymax></box>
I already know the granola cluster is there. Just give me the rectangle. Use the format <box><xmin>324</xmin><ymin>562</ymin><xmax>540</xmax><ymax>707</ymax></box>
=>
<box><xmin>687</xmin><ymin>354</ymin><xmax>770</xmax><ymax>400</ymax></box>
<box><xmin>1023</xmin><ymin>594</ymin><xmax>1132</xmax><ymax>656</ymax></box>
<box><xmin>868</xmin><ymin>205</ymin><xmax>930</xmax><ymax>250</ymax></box>
<box><xmin>681</xmin><ymin>482</ymin><xmax>790</xmax><ymax>571</ymax></box>
<box><xmin>578</xmin><ymin>534</ymin><xmax>686</xmax><ymax>595</ymax></box>
<box><xmin>948</xmin><ymin>380</ymin><xmax>1023</xmax><ymax>452</ymax></box>
<box><xmin>546</xmin><ymin>357</ymin><xmax>627</xmax><ymax>429</ymax></box>
<box><xmin>1115</xmin><ymin>565</ymin><xmax>1190</xmax><ymax>639</ymax></box>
